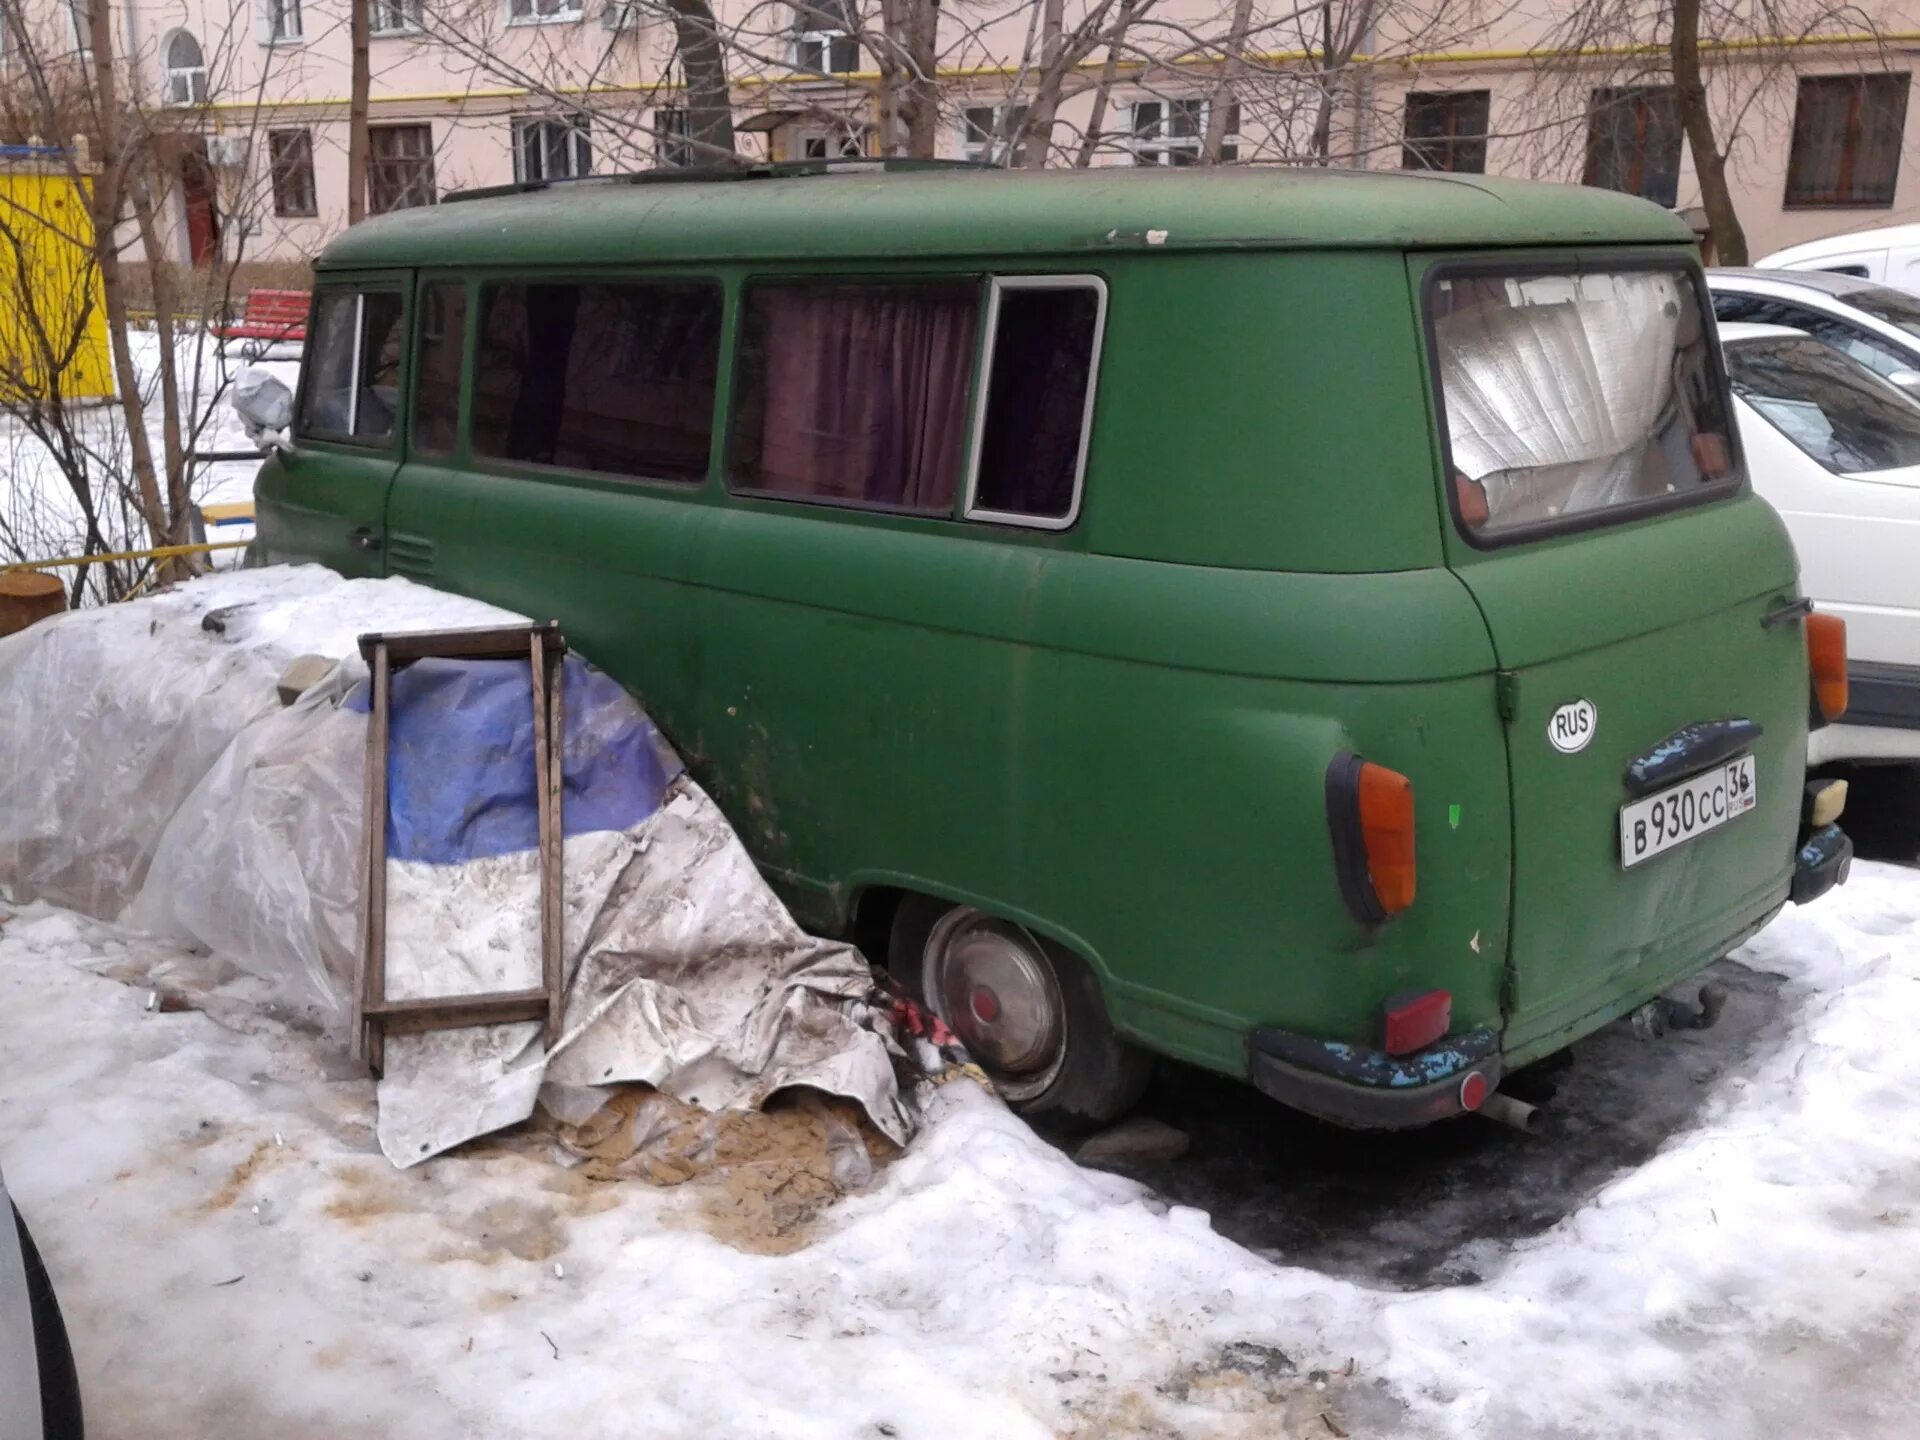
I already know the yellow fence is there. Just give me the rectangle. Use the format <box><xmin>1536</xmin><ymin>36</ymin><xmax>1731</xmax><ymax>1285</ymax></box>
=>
<box><xmin>0</xmin><ymin>150</ymin><xmax>115</xmax><ymax>402</ymax></box>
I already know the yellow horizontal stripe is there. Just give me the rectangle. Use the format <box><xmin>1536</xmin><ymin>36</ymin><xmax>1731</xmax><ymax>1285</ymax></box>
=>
<box><xmin>4</xmin><ymin>539</ymin><xmax>249</xmax><ymax>572</ymax></box>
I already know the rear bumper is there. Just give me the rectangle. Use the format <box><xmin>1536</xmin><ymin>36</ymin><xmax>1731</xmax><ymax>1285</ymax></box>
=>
<box><xmin>1248</xmin><ymin>1025</ymin><xmax>1502</xmax><ymax>1130</ymax></box>
<box><xmin>1791</xmin><ymin>822</ymin><xmax>1853</xmax><ymax>905</ymax></box>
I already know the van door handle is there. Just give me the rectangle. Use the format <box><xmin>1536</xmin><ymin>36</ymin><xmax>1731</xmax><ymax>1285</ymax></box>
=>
<box><xmin>349</xmin><ymin>527</ymin><xmax>381</xmax><ymax>553</ymax></box>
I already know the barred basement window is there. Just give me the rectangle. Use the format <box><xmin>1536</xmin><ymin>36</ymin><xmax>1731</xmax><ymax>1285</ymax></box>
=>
<box><xmin>1786</xmin><ymin>74</ymin><xmax>1910</xmax><ymax>208</ymax></box>
<box><xmin>1402</xmin><ymin>90</ymin><xmax>1490</xmax><ymax>174</ymax></box>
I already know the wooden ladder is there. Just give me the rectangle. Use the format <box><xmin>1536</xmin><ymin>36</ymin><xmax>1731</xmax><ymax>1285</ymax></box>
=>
<box><xmin>350</xmin><ymin>622</ymin><xmax>568</xmax><ymax>1076</ymax></box>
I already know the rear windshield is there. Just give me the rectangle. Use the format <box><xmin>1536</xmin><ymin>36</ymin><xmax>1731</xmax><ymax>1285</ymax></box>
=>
<box><xmin>1726</xmin><ymin>335</ymin><xmax>1920</xmax><ymax>475</ymax></box>
<box><xmin>1429</xmin><ymin>267</ymin><xmax>1737</xmax><ymax>541</ymax></box>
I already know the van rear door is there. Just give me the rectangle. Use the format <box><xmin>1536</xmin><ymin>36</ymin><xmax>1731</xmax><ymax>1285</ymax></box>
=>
<box><xmin>1416</xmin><ymin>256</ymin><xmax>1810</xmax><ymax>1064</ymax></box>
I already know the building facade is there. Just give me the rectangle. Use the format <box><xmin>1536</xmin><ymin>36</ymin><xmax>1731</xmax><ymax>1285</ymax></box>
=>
<box><xmin>0</xmin><ymin>0</ymin><xmax>1915</xmax><ymax>266</ymax></box>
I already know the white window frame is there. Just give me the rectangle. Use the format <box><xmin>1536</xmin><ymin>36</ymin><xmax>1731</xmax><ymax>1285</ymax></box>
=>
<box><xmin>512</xmin><ymin>114</ymin><xmax>592</xmax><ymax>183</ymax></box>
<box><xmin>508</xmin><ymin>0</ymin><xmax>584</xmax><ymax>26</ymax></box>
<box><xmin>797</xmin><ymin>126</ymin><xmax>864</xmax><ymax>160</ymax></box>
<box><xmin>259</xmin><ymin>0</ymin><xmax>304</xmax><ymax>45</ymax></box>
<box><xmin>161</xmin><ymin>29</ymin><xmax>208</xmax><ymax>106</ymax></box>
<box><xmin>962</xmin><ymin>274</ymin><xmax>1108</xmax><ymax>532</ymax></box>
<box><xmin>67</xmin><ymin>0</ymin><xmax>92</xmax><ymax>57</ymax></box>
<box><xmin>368</xmin><ymin>0</ymin><xmax>423</xmax><ymax>36</ymax></box>
<box><xmin>1129</xmin><ymin>97</ymin><xmax>1237</xmax><ymax>165</ymax></box>
<box><xmin>960</xmin><ymin>103</ymin><xmax>1028</xmax><ymax>166</ymax></box>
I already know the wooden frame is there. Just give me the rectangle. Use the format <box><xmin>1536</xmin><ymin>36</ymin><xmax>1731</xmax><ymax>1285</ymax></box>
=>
<box><xmin>351</xmin><ymin>621</ymin><xmax>568</xmax><ymax>1075</ymax></box>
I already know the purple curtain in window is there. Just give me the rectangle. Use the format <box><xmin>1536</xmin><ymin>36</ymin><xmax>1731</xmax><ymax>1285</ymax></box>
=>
<box><xmin>747</xmin><ymin>283</ymin><xmax>977</xmax><ymax>509</ymax></box>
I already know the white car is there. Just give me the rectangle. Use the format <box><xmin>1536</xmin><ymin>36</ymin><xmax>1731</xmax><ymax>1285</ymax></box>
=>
<box><xmin>1709</xmin><ymin>269</ymin><xmax>1920</xmax><ymax>402</ymax></box>
<box><xmin>1718</xmin><ymin>321</ymin><xmax>1920</xmax><ymax>766</ymax></box>
<box><xmin>1</xmin><ymin>1163</ymin><xmax>83</xmax><ymax>1439</ymax></box>
<box><xmin>1758</xmin><ymin>223</ymin><xmax>1920</xmax><ymax>298</ymax></box>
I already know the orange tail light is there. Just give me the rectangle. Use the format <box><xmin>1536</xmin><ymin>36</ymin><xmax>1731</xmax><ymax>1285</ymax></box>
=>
<box><xmin>1358</xmin><ymin>762</ymin><xmax>1417</xmax><ymax>916</ymax></box>
<box><xmin>1806</xmin><ymin>612</ymin><xmax>1848</xmax><ymax>721</ymax></box>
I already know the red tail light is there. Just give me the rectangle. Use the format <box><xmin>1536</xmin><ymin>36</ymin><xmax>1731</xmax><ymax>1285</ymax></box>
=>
<box><xmin>1807</xmin><ymin>612</ymin><xmax>1847</xmax><ymax>721</ymax></box>
<box><xmin>1327</xmin><ymin>754</ymin><xmax>1417</xmax><ymax>924</ymax></box>
<box><xmin>1383</xmin><ymin>988</ymin><xmax>1451</xmax><ymax>1056</ymax></box>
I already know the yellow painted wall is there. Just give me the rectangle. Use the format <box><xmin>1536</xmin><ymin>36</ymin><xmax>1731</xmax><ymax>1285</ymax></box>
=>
<box><xmin>0</xmin><ymin>164</ymin><xmax>115</xmax><ymax>403</ymax></box>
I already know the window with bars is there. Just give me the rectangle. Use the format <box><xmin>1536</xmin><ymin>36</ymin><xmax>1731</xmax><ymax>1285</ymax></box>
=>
<box><xmin>268</xmin><ymin>129</ymin><xmax>317</xmax><ymax>217</ymax></box>
<box><xmin>1785</xmin><ymin>74</ymin><xmax>1910</xmax><ymax>208</ymax></box>
<box><xmin>1583</xmin><ymin>86</ymin><xmax>1682</xmax><ymax>208</ymax></box>
<box><xmin>961</xmin><ymin>105</ymin><xmax>1029</xmax><ymax>166</ymax></box>
<box><xmin>655</xmin><ymin>108</ymin><xmax>697</xmax><ymax>167</ymax></box>
<box><xmin>367</xmin><ymin>124</ymin><xmax>436</xmax><ymax>213</ymax></box>
<box><xmin>369</xmin><ymin>0</ymin><xmax>422</xmax><ymax>34</ymax></box>
<box><xmin>1129</xmin><ymin>99</ymin><xmax>1238</xmax><ymax>165</ymax></box>
<box><xmin>792</xmin><ymin>0</ymin><xmax>858</xmax><ymax>72</ymax></box>
<box><xmin>508</xmin><ymin>0</ymin><xmax>583</xmax><ymax>22</ymax></box>
<box><xmin>799</xmin><ymin>128</ymin><xmax>864</xmax><ymax>159</ymax></box>
<box><xmin>1402</xmin><ymin>90</ymin><xmax>1490</xmax><ymax>173</ymax></box>
<box><xmin>513</xmin><ymin>115</ymin><xmax>592</xmax><ymax>183</ymax></box>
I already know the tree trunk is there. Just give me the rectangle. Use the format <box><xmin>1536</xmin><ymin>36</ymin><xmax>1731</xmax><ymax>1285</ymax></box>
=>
<box><xmin>84</xmin><ymin>0</ymin><xmax>169</xmax><ymax>551</ymax></box>
<box><xmin>665</xmin><ymin>0</ymin><xmax>737</xmax><ymax>163</ymax></box>
<box><xmin>1202</xmin><ymin>0</ymin><xmax>1254</xmax><ymax>163</ymax></box>
<box><xmin>876</xmin><ymin>0</ymin><xmax>905</xmax><ymax>156</ymax></box>
<box><xmin>1669</xmin><ymin>0</ymin><xmax>1748</xmax><ymax>265</ymax></box>
<box><xmin>1075</xmin><ymin>0</ymin><xmax>1136</xmax><ymax>167</ymax></box>
<box><xmin>129</xmin><ymin>180</ymin><xmax>191</xmax><ymax>555</ymax></box>
<box><xmin>348</xmin><ymin>0</ymin><xmax>370</xmax><ymax>221</ymax></box>
<box><xmin>901</xmin><ymin>0</ymin><xmax>941</xmax><ymax>160</ymax></box>
<box><xmin>1021</xmin><ymin>0</ymin><xmax>1067</xmax><ymax>168</ymax></box>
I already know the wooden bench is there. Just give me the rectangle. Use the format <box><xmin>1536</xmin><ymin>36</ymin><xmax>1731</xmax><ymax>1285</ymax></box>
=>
<box><xmin>212</xmin><ymin>288</ymin><xmax>309</xmax><ymax>357</ymax></box>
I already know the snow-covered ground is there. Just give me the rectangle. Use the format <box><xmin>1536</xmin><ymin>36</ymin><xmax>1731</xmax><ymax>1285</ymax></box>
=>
<box><xmin>3</xmin><ymin>866</ymin><xmax>1920</xmax><ymax>1438</ymax></box>
<box><xmin>0</xmin><ymin>327</ymin><xmax>288</xmax><ymax>563</ymax></box>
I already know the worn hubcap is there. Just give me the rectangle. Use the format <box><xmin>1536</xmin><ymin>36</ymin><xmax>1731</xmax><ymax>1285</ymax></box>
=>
<box><xmin>925</xmin><ymin>909</ymin><xmax>1065</xmax><ymax>1101</ymax></box>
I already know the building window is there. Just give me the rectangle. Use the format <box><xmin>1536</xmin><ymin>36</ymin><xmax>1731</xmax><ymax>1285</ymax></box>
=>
<box><xmin>1402</xmin><ymin>90</ymin><xmax>1489</xmax><ymax>173</ymax></box>
<box><xmin>961</xmin><ymin>104</ymin><xmax>1029</xmax><ymax>166</ymax></box>
<box><xmin>473</xmin><ymin>281</ymin><xmax>722</xmax><ymax>482</ymax></box>
<box><xmin>411</xmin><ymin>282</ymin><xmax>467</xmax><ymax>455</ymax></box>
<box><xmin>798</xmin><ymin>126</ymin><xmax>864</xmax><ymax>159</ymax></box>
<box><xmin>792</xmin><ymin>0</ymin><xmax>858</xmax><ymax>73</ymax></box>
<box><xmin>369</xmin><ymin>0</ymin><xmax>422</xmax><ymax>34</ymax></box>
<box><xmin>966</xmin><ymin>278</ymin><xmax>1105</xmax><ymax>528</ymax></box>
<box><xmin>268</xmin><ymin>129</ymin><xmax>317</xmax><ymax>216</ymax></box>
<box><xmin>67</xmin><ymin>0</ymin><xmax>92</xmax><ymax>54</ymax></box>
<box><xmin>259</xmin><ymin>0</ymin><xmax>303</xmax><ymax>44</ymax></box>
<box><xmin>655</xmin><ymin>108</ymin><xmax>697</xmax><ymax>167</ymax></box>
<box><xmin>162</xmin><ymin>30</ymin><xmax>208</xmax><ymax>106</ymax></box>
<box><xmin>730</xmin><ymin>280</ymin><xmax>979</xmax><ymax>511</ymax></box>
<box><xmin>367</xmin><ymin>124</ymin><xmax>436</xmax><ymax>213</ymax></box>
<box><xmin>1130</xmin><ymin>99</ymin><xmax>1238</xmax><ymax>165</ymax></box>
<box><xmin>1785</xmin><ymin>74</ymin><xmax>1910</xmax><ymax>208</ymax></box>
<box><xmin>508</xmin><ymin>0</ymin><xmax>583</xmax><ymax>23</ymax></box>
<box><xmin>1584</xmin><ymin>86</ymin><xmax>1682</xmax><ymax>208</ymax></box>
<box><xmin>298</xmin><ymin>289</ymin><xmax>407</xmax><ymax>444</ymax></box>
<box><xmin>512</xmin><ymin>115</ymin><xmax>591</xmax><ymax>183</ymax></box>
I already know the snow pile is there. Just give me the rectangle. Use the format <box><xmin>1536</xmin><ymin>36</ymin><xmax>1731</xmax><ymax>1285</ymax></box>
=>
<box><xmin>3</xmin><ymin>867</ymin><xmax>1919</xmax><ymax>1436</ymax></box>
<box><xmin>0</xmin><ymin>567</ymin><xmax>912</xmax><ymax>1167</ymax></box>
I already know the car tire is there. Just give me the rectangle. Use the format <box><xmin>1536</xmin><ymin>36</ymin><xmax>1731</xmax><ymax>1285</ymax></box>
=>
<box><xmin>12</xmin><ymin>1206</ymin><xmax>82</xmax><ymax>1440</ymax></box>
<box><xmin>892</xmin><ymin>897</ymin><xmax>1151</xmax><ymax>1127</ymax></box>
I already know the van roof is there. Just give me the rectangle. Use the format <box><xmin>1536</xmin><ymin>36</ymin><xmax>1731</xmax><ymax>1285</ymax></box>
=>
<box><xmin>317</xmin><ymin>163</ymin><xmax>1694</xmax><ymax>271</ymax></box>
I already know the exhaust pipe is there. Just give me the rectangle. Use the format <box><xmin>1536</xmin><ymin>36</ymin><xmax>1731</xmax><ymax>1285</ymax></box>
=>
<box><xmin>1477</xmin><ymin>1091</ymin><xmax>1544</xmax><ymax>1135</ymax></box>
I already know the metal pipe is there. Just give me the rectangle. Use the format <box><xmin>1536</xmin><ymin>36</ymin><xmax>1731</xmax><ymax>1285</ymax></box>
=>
<box><xmin>1478</xmin><ymin>1091</ymin><xmax>1543</xmax><ymax>1134</ymax></box>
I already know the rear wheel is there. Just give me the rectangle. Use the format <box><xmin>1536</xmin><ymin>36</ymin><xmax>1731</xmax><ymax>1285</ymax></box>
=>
<box><xmin>895</xmin><ymin>900</ymin><xmax>1150</xmax><ymax>1126</ymax></box>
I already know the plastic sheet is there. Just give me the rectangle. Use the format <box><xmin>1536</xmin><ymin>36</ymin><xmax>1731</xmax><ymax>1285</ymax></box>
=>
<box><xmin>0</xmin><ymin>567</ymin><xmax>914</xmax><ymax>1166</ymax></box>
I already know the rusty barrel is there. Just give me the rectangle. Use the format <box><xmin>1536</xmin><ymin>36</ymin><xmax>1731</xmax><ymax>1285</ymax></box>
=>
<box><xmin>0</xmin><ymin>570</ymin><xmax>65</xmax><ymax>637</ymax></box>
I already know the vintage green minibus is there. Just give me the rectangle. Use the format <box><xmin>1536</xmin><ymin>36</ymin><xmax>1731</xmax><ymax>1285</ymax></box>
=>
<box><xmin>250</xmin><ymin>162</ymin><xmax>1854</xmax><ymax>1129</ymax></box>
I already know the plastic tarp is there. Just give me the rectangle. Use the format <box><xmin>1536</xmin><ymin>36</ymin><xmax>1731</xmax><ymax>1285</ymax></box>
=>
<box><xmin>0</xmin><ymin>566</ymin><xmax>913</xmax><ymax>1165</ymax></box>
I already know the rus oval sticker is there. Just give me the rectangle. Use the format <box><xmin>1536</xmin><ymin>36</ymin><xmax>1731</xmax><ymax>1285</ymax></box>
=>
<box><xmin>1548</xmin><ymin>699</ymin><xmax>1597</xmax><ymax>754</ymax></box>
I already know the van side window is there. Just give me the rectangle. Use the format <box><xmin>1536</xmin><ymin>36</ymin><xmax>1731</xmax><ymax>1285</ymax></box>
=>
<box><xmin>298</xmin><ymin>288</ymin><xmax>406</xmax><ymax>445</ymax></box>
<box><xmin>966</xmin><ymin>278</ymin><xmax>1105</xmax><ymax>527</ymax></box>
<box><xmin>471</xmin><ymin>280</ymin><xmax>721</xmax><ymax>484</ymax></box>
<box><xmin>411</xmin><ymin>281</ymin><xmax>467</xmax><ymax>455</ymax></box>
<box><xmin>729</xmin><ymin>280</ymin><xmax>979</xmax><ymax>512</ymax></box>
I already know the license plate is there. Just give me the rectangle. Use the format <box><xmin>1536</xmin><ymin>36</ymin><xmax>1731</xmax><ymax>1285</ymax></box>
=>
<box><xmin>1619</xmin><ymin>756</ymin><xmax>1757</xmax><ymax>869</ymax></box>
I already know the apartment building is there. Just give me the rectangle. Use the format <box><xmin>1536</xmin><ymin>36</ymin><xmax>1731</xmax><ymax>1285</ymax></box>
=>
<box><xmin>0</xmin><ymin>0</ymin><xmax>1915</xmax><ymax>266</ymax></box>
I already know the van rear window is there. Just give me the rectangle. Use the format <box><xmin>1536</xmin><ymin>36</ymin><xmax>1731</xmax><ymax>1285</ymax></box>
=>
<box><xmin>1428</xmin><ymin>267</ymin><xmax>1736</xmax><ymax>541</ymax></box>
<box><xmin>472</xmin><ymin>280</ymin><xmax>721</xmax><ymax>484</ymax></box>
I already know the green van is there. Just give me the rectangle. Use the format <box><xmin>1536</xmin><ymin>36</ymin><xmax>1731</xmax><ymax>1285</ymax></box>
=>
<box><xmin>249</xmin><ymin>162</ymin><xmax>1854</xmax><ymax>1129</ymax></box>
